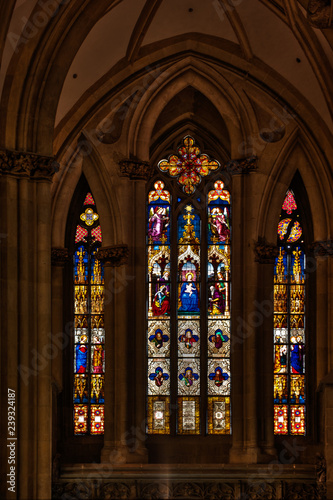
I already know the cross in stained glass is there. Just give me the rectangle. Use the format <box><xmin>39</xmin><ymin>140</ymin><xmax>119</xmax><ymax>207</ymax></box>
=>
<box><xmin>80</xmin><ymin>207</ymin><xmax>99</xmax><ymax>226</ymax></box>
<box><xmin>158</xmin><ymin>136</ymin><xmax>220</xmax><ymax>194</ymax></box>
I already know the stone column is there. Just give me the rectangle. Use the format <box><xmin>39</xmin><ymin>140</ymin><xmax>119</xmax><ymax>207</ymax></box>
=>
<box><xmin>118</xmin><ymin>158</ymin><xmax>154</xmax><ymax>463</ymax></box>
<box><xmin>254</xmin><ymin>240</ymin><xmax>278</xmax><ymax>459</ymax></box>
<box><xmin>228</xmin><ymin>157</ymin><xmax>261</xmax><ymax>463</ymax></box>
<box><xmin>0</xmin><ymin>150</ymin><xmax>58</xmax><ymax>500</ymax></box>
<box><xmin>51</xmin><ymin>248</ymin><xmax>71</xmax><ymax>471</ymax></box>
<box><xmin>98</xmin><ymin>245</ymin><xmax>130</xmax><ymax>464</ymax></box>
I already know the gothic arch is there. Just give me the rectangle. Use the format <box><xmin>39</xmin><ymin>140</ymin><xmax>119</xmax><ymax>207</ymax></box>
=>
<box><xmin>52</xmin><ymin>143</ymin><xmax>123</xmax><ymax>248</ymax></box>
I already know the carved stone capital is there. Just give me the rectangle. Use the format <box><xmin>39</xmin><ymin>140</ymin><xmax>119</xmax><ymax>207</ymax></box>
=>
<box><xmin>254</xmin><ymin>239</ymin><xmax>279</xmax><ymax>263</ymax></box>
<box><xmin>96</xmin><ymin>244</ymin><xmax>129</xmax><ymax>267</ymax></box>
<box><xmin>51</xmin><ymin>248</ymin><xmax>71</xmax><ymax>267</ymax></box>
<box><xmin>119</xmin><ymin>157</ymin><xmax>154</xmax><ymax>180</ymax></box>
<box><xmin>0</xmin><ymin>150</ymin><xmax>59</xmax><ymax>180</ymax></box>
<box><xmin>307</xmin><ymin>0</ymin><xmax>333</xmax><ymax>29</ymax></box>
<box><xmin>310</xmin><ymin>240</ymin><xmax>333</xmax><ymax>257</ymax></box>
<box><xmin>224</xmin><ymin>155</ymin><xmax>258</xmax><ymax>175</ymax></box>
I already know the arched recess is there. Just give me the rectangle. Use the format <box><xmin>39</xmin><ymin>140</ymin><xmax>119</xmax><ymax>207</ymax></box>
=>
<box><xmin>257</xmin><ymin>131</ymin><xmax>331</xmax><ymax>247</ymax></box>
<box><xmin>52</xmin><ymin>142</ymin><xmax>122</xmax><ymax>248</ymax></box>
<box><xmin>125</xmin><ymin>60</ymin><xmax>250</xmax><ymax>161</ymax></box>
<box><xmin>58</xmin><ymin>174</ymin><xmax>106</xmax><ymax>463</ymax></box>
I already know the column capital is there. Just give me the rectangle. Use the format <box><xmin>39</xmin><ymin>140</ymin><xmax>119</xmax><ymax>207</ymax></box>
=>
<box><xmin>119</xmin><ymin>157</ymin><xmax>154</xmax><ymax>180</ymax></box>
<box><xmin>254</xmin><ymin>239</ymin><xmax>279</xmax><ymax>263</ymax></box>
<box><xmin>310</xmin><ymin>240</ymin><xmax>333</xmax><ymax>257</ymax></box>
<box><xmin>51</xmin><ymin>247</ymin><xmax>71</xmax><ymax>267</ymax></box>
<box><xmin>97</xmin><ymin>244</ymin><xmax>129</xmax><ymax>267</ymax></box>
<box><xmin>0</xmin><ymin>150</ymin><xmax>59</xmax><ymax>180</ymax></box>
<box><xmin>224</xmin><ymin>155</ymin><xmax>258</xmax><ymax>175</ymax></box>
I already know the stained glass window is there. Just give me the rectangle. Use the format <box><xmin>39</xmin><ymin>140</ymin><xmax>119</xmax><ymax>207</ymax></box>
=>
<box><xmin>73</xmin><ymin>192</ymin><xmax>105</xmax><ymax>435</ymax></box>
<box><xmin>274</xmin><ymin>190</ymin><xmax>305</xmax><ymax>435</ymax></box>
<box><xmin>147</xmin><ymin>142</ymin><xmax>231</xmax><ymax>436</ymax></box>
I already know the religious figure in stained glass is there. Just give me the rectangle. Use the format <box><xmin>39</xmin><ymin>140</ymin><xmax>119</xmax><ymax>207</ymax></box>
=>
<box><xmin>209</xmin><ymin>329</ymin><xmax>229</xmax><ymax>349</ymax></box>
<box><xmin>178</xmin><ymin>329</ymin><xmax>199</xmax><ymax>349</ymax></box>
<box><xmin>148</xmin><ymin>206</ymin><xmax>170</xmax><ymax>242</ymax></box>
<box><xmin>179</xmin><ymin>367</ymin><xmax>199</xmax><ymax>387</ymax></box>
<box><xmin>209</xmin><ymin>367</ymin><xmax>229</xmax><ymax>387</ymax></box>
<box><xmin>179</xmin><ymin>273</ymin><xmax>200</xmax><ymax>312</ymax></box>
<box><xmin>273</xmin><ymin>189</ymin><xmax>305</xmax><ymax>435</ymax></box>
<box><xmin>149</xmin><ymin>329</ymin><xmax>169</xmax><ymax>349</ymax></box>
<box><xmin>73</xmin><ymin>192</ymin><xmax>105</xmax><ymax>435</ymax></box>
<box><xmin>149</xmin><ymin>367</ymin><xmax>170</xmax><ymax>388</ymax></box>
<box><xmin>208</xmin><ymin>207</ymin><xmax>230</xmax><ymax>242</ymax></box>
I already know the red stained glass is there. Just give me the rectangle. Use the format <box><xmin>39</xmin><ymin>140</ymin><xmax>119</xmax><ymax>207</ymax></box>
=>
<box><xmin>290</xmin><ymin>405</ymin><xmax>305</xmax><ymax>435</ymax></box>
<box><xmin>74</xmin><ymin>405</ymin><xmax>88</xmax><ymax>434</ymax></box>
<box><xmin>84</xmin><ymin>192</ymin><xmax>95</xmax><ymax>205</ymax></box>
<box><xmin>274</xmin><ymin>405</ymin><xmax>288</xmax><ymax>434</ymax></box>
<box><xmin>282</xmin><ymin>190</ymin><xmax>297</xmax><ymax>214</ymax></box>
<box><xmin>90</xmin><ymin>405</ymin><xmax>104</xmax><ymax>434</ymax></box>
<box><xmin>75</xmin><ymin>225</ymin><xmax>88</xmax><ymax>243</ymax></box>
<box><xmin>158</xmin><ymin>136</ymin><xmax>220</xmax><ymax>194</ymax></box>
<box><xmin>91</xmin><ymin>226</ymin><xmax>102</xmax><ymax>242</ymax></box>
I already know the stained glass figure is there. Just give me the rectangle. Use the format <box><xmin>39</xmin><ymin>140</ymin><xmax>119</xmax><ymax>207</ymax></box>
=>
<box><xmin>178</xmin><ymin>360</ymin><xmax>200</xmax><ymax>396</ymax></box>
<box><xmin>148</xmin><ymin>360</ymin><xmax>170</xmax><ymax>396</ymax></box>
<box><xmin>147</xmin><ymin>153</ymin><xmax>231</xmax><ymax>436</ymax></box>
<box><xmin>274</xmin><ymin>190</ymin><xmax>305</xmax><ymax>435</ymax></box>
<box><xmin>73</xmin><ymin>192</ymin><xmax>105</xmax><ymax>435</ymax></box>
<box><xmin>158</xmin><ymin>136</ymin><xmax>220</xmax><ymax>194</ymax></box>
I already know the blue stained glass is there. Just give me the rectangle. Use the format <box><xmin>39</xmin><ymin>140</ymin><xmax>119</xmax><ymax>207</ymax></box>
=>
<box><xmin>177</xmin><ymin>205</ymin><xmax>200</xmax><ymax>243</ymax></box>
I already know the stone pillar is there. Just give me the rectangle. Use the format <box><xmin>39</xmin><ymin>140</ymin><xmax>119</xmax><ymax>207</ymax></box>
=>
<box><xmin>98</xmin><ymin>245</ymin><xmax>130</xmax><ymax>464</ymax></box>
<box><xmin>51</xmin><ymin>248</ymin><xmax>71</xmax><ymax>472</ymax></box>
<box><xmin>118</xmin><ymin>158</ymin><xmax>154</xmax><ymax>463</ymax></box>
<box><xmin>254</xmin><ymin>240</ymin><xmax>278</xmax><ymax>459</ymax></box>
<box><xmin>228</xmin><ymin>158</ymin><xmax>261</xmax><ymax>463</ymax></box>
<box><xmin>0</xmin><ymin>150</ymin><xmax>58</xmax><ymax>500</ymax></box>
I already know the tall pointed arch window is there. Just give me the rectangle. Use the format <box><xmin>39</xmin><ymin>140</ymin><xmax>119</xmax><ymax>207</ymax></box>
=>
<box><xmin>73</xmin><ymin>192</ymin><xmax>105</xmax><ymax>435</ymax></box>
<box><xmin>274</xmin><ymin>190</ymin><xmax>306</xmax><ymax>435</ymax></box>
<box><xmin>146</xmin><ymin>136</ymin><xmax>231</xmax><ymax>435</ymax></box>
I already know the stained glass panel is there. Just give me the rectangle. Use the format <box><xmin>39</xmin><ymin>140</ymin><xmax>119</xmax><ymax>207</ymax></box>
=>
<box><xmin>274</xmin><ymin>190</ymin><xmax>305</xmax><ymax>435</ymax></box>
<box><xmin>274</xmin><ymin>405</ymin><xmax>288</xmax><ymax>434</ymax></box>
<box><xmin>178</xmin><ymin>359</ymin><xmax>200</xmax><ymax>396</ymax></box>
<box><xmin>147</xmin><ymin>396</ymin><xmax>170</xmax><ymax>434</ymax></box>
<box><xmin>148</xmin><ymin>359</ymin><xmax>170</xmax><ymax>396</ymax></box>
<box><xmin>74</xmin><ymin>405</ymin><xmax>88</xmax><ymax>434</ymax></box>
<box><xmin>158</xmin><ymin>136</ymin><xmax>220</xmax><ymax>194</ymax></box>
<box><xmin>90</xmin><ymin>406</ymin><xmax>104</xmax><ymax>434</ymax></box>
<box><xmin>148</xmin><ymin>321</ymin><xmax>170</xmax><ymax>357</ymax></box>
<box><xmin>178</xmin><ymin>320</ymin><xmax>200</xmax><ymax>357</ymax></box>
<box><xmin>177</xmin><ymin>397</ymin><xmax>200</xmax><ymax>434</ymax></box>
<box><xmin>73</xmin><ymin>193</ymin><xmax>104</xmax><ymax>435</ymax></box>
<box><xmin>207</xmin><ymin>397</ymin><xmax>231</xmax><ymax>434</ymax></box>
